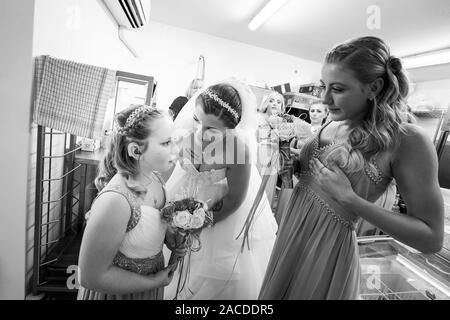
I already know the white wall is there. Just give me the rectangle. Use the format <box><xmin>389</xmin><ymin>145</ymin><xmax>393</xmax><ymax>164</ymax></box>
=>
<box><xmin>0</xmin><ymin>0</ymin><xmax>35</xmax><ymax>299</ymax></box>
<box><xmin>32</xmin><ymin>1</ymin><xmax>322</xmax><ymax>108</ymax></box>
<box><xmin>33</xmin><ymin>0</ymin><xmax>132</xmax><ymax>69</ymax></box>
<box><xmin>122</xmin><ymin>21</ymin><xmax>322</xmax><ymax>107</ymax></box>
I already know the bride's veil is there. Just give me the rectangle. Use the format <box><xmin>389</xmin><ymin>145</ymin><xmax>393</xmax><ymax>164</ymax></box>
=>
<box><xmin>173</xmin><ymin>78</ymin><xmax>267</xmax><ymax>251</ymax></box>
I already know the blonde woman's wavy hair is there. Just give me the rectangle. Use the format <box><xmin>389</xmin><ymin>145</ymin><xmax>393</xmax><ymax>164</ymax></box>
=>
<box><xmin>325</xmin><ymin>36</ymin><xmax>411</xmax><ymax>158</ymax></box>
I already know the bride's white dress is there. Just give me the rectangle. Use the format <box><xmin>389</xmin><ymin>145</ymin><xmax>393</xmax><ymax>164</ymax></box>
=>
<box><xmin>163</xmin><ymin>158</ymin><xmax>278</xmax><ymax>300</ymax></box>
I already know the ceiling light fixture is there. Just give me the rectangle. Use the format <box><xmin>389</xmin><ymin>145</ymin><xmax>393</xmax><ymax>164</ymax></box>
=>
<box><xmin>402</xmin><ymin>47</ymin><xmax>450</xmax><ymax>69</ymax></box>
<box><xmin>248</xmin><ymin>0</ymin><xmax>289</xmax><ymax>31</ymax></box>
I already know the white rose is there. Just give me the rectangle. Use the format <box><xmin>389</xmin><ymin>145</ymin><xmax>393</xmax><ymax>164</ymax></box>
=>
<box><xmin>173</xmin><ymin>210</ymin><xmax>192</xmax><ymax>230</ymax></box>
<box><xmin>193</xmin><ymin>207</ymin><xmax>206</xmax><ymax>219</ymax></box>
<box><xmin>191</xmin><ymin>208</ymin><xmax>206</xmax><ymax>228</ymax></box>
<box><xmin>294</xmin><ymin>119</ymin><xmax>312</xmax><ymax>139</ymax></box>
<box><xmin>190</xmin><ymin>215</ymin><xmax>204</xmax><ymax>229</ymax></box>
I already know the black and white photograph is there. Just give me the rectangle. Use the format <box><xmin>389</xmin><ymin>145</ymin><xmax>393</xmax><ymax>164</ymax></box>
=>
<box><xmin>1</xmin><ymin>0</ymin><xmax>450</xmax><ymax>305</ymax></box>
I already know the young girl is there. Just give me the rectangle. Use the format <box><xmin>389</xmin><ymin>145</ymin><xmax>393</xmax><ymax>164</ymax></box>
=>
<box><xmin>77</xmin><ymin>105</ymin><xmax>180</xmax><ymax>300</ymax></box>
<box><xmin>259</xmin><ymin>36</ymin><xmax>444</xmax><ymax>300</ymax></box>
<box><xmin>164</xmin><ymin>80</ymin><xmax>278</xmax><ymax>299</ymax></box>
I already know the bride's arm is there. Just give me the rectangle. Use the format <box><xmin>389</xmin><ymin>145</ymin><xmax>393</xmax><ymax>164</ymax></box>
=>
<box><xmin>212</xmin><ymin>137</ymin><xmax>251</xmax><ymax>224</ymax></box>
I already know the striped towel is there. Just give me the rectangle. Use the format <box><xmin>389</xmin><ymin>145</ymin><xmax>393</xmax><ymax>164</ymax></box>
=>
<box><xmin>33</xmin><ymin>55</ymin><xmax>116</xmax><ymax>138</ymax></box>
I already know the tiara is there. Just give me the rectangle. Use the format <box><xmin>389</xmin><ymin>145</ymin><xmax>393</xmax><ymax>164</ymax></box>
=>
<box><xmin>116</xmin><ymin>105</ymin><xmax>153</xmax><ymax>133</ymax></box>
<box><xmin>203</xmin><ymin>89</ymin><xmax>240</xmax><ymax>121</ymax></box>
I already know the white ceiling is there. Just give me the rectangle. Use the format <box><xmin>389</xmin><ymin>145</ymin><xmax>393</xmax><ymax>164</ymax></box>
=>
<box><xmin>149</xmin><ymin>0</ymin><xmax>450</xmax><ymax>82</ymax></box>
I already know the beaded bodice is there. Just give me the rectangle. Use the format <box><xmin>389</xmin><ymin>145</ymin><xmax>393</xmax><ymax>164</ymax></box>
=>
<box><xmin>297</xmin><ymin>124</ymin><xmax>392</xmax><ymax>195</ymax></box>
<box><xmin>179</xmin><ymin>158</ymin><xmax>227</xmax><ymax>184</ymax></box>
<box><xmin>97</xmin><ymin>184</ymin><xmax>142</xmax><ymax>231</ymax></box>
<box><xmin>293</xmin><ymin>123</ymin><xmax>394</xmax><ymax>230</ymax></box>
<box><xmin>166</xmin><ymin>158</ymin><xmax>228</xmax><ymax>207</ymax></box>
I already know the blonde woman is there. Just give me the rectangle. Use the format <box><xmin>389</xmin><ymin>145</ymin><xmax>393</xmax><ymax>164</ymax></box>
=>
<box><xmin>169</xmin><ymin>79</ymin><xmax>204</xmax><ymax>120</ymax></box>
<box><xmin>256</xmin><ymin>91</ymin><xmax>285</xmax><ymax>206</ymax></box>
<box><xmin>260</xmin><ymin>36</ymin><xmax>444</xmax><ymax>300</ymax></box>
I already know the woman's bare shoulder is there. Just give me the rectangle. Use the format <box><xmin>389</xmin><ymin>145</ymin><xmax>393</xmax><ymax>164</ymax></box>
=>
<box><xmin>398</xmin><ymin>123</ymin><xmax>433</xmax><ymax>149</ymax></box>
<box><xmin>392</xmin><ymin>123</ymin><xmax>437</xmax><ymax>166</ymax></box>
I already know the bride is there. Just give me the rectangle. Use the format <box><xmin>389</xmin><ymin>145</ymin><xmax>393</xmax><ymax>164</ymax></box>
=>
<box><xmin>163</xmin><ymin>79</ymin><xmax>278</xmax><ymax>300</ymax></box>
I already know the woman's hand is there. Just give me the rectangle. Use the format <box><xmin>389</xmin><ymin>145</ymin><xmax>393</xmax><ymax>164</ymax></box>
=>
<box><xmin>165</xmin><ymin>227</ymin><xmax>188</xmax><ymax>252</ymax></box>
<box><xmin>166</xmin><ymin>228</ymin><xmax>188</xmax><ymax>268</ymax></box>
<box><xmin>269</xmin><ymin>129</ymin><xmax>280</xmax><ymax>144</ymax></box>
<box><xmin>309</xmin><ymin>158</ymin><xmax>355</xmax><ymax>203</ymax></box>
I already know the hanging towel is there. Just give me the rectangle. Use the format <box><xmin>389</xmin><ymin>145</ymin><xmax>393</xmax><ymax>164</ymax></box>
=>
<box><xmin>33</xmin><ymin>55</ymin><xmax>116</xmax><ymax>138</ymax></box>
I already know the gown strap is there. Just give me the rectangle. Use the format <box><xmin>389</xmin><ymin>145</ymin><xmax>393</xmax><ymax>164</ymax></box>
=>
<box><xmin>97</xmin><ymin>184</ymin><xmax>142</xmax><ymax>232</ymax></box>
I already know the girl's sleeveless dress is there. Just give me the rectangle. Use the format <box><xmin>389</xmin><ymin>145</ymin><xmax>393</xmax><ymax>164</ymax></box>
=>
<box><xmin>77</xmin><ymin>182</ymin><xmax>167</xmax><ymax>300</ymax></box>
<box><xmin>259</xmin><ymin>122</ymin><xmax>393</xmax><ymax>299</ymax></box>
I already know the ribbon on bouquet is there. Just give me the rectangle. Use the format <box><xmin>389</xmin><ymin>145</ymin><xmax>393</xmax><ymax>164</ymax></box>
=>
<box><xmin>169</xmin><ymin>229</ymin><xmax>202</xmax><ymax>300</ymax></box>
<box><xmin>278</xmin><ymin>140</ymin><xmax>294</xmax><ymax>188</ymax></box>
<box><xmin>236</xmin><ymin>150</ymin><xmax>278</xmax><ymax>252</ymax></box>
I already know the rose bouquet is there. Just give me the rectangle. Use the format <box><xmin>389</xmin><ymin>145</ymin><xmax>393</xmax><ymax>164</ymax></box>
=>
<box><xmin>162</xmin><ymin>198</ymin><xmax>212</xmax><ymax>231</ymax></box>
<box><xmin>267</xmin><ymin>113</ymin><xmax>297</xmax><ymax>141</ymax></box>
<box><xmin>266</xmin><ymin>113</ymin><xmax>310</xmax><ymax>187</ymax></box>
<box><xmin>161</xmin><ymin>197</ymin><xmax>213</xmax><ymax>299</ymax></box>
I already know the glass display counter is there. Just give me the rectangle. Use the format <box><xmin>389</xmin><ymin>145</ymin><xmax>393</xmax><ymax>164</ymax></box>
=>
<box><xmin>358</xmin><ymin>236</ymin><xmax>450</xmax><ymax>300</ymax></box>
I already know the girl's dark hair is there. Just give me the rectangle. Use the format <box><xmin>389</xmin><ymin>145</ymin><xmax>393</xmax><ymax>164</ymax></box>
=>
<box><xmin>197</xmin><ymin>83</ymin><xmax>242</xmax><ymax>128</ymax></box>
<box><xmin>325</xmin><ymin>36</ymin><xmax>410</xmax><ymax>156</ymax></box>
<box><xmin>95</xmin><ymin>105</ymin><xmax>164</xmax><ymax>191</ymax></box>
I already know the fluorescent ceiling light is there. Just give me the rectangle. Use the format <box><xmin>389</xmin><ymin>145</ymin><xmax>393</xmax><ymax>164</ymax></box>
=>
<box><xmin>248</xmin><ymin>0</ymin><xmax>289</xmax><ymax>31</ymax></box>
<box><xmin>402</xmin><ymin>48</ymin><xmax>450</xmax><ymax>69</ymax></box>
